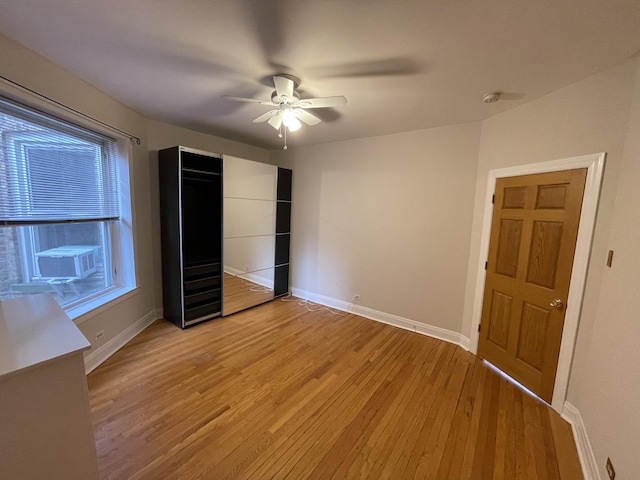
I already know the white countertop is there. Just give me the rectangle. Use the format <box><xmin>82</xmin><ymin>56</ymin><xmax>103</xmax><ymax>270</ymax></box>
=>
<box><xmin>0</xmin><ymin>293</ymin><xmax>91</xmax><ymax>380</ymax></box>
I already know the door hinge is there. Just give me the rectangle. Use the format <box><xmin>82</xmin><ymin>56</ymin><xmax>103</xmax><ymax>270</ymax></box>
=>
<box><xmin>478</xmin><ymin>323</ymin><xmax>481</xmax><ymax>332</ymax></box>
<box><xmin>492</xmin><ymin>194</ymin><xmax>495</xmax><ymax>204</ymax></box>
<box><xmin>484</xmin><ymin>261</ymin><xmax>488</xmax><ymax>270</ymax></box>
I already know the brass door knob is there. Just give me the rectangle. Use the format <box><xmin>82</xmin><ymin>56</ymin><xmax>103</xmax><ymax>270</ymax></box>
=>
<box><xmin>550</xmin><ymin>298</ymin><xmax>563</xmax><ymax>309</ymax></box>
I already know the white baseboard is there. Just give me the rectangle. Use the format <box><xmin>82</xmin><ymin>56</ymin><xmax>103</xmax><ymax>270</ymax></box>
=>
<box><xmin>291</xmin><ymin>287</ymin><xmax>470</xmax><ymax>351</ymax></box>
<box><xmin>562</xmin><ymin>401</ymin><xmax>600</xmax><ymax>480</ymax></box>
<box><xmin>83</xmin><ymin>308</ymin><xmax>159</xmax><ymax>374</ymax></box>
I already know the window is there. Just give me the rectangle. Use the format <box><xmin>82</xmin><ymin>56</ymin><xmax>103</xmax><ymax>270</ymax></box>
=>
<box><xmin>0</xmin><ymin>97</ymin><xmax>135</xmax><ymax>318</ymax></box>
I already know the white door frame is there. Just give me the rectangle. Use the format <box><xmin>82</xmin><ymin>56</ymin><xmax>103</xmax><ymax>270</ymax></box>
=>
<box><xmin>469</xmin><ymin>152</ymin><xmax>606</xmax><ymax>412</ymax></box>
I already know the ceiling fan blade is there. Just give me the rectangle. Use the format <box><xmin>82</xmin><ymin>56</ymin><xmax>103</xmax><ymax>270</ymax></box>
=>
<box><xmin>307</xmin><ymin>57</ymin><xmax>423</xmax><ymax>79</ymax></box>
<box><xmin>222</xmin><ymin>95</ymin><xmax>275</xmax><ymax>106</ymax></box>
<box><xmin>297</xmin><ymin>96</ymin><xmax>347</xmax><ymax>109</ymax></box>
<box><xmin>268</xmin><ymin>113</ymin><xmax>283</xmax><ymax>130</ymax></box>
<box><xmin>295</xmin><ymin>109</ymin><xmax>321</xmax><ymax>126</ymax></box>
<box><xmin>252</xmin><ymin>110</ymin><xmax>277</xmax><ymax>123</ymax></box>
<box><xmin>273</xmin><ymin>75</ymin><xmax>294</xmax><ymax>99</ymax></box>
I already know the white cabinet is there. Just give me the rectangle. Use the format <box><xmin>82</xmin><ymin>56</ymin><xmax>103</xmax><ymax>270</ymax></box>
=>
<box><xmin>0</xmin><ymin>293</ymin><xmax>98</xmax><ymax>480</ymax></box>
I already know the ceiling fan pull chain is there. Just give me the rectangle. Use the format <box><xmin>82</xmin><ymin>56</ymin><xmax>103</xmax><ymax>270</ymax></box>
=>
<box><xmin>283</xmin><ymin>125</ymin><xmax>288</xmax><ymax>150</ymax></box>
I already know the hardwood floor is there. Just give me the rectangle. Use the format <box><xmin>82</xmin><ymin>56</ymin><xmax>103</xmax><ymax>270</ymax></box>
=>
<box><xmin>87</xmin><ymin>298</ymin><xmax>584</xmax><ymax>479</ymax></box>
<box><xmin>223</xmin><ymin>272</ymin><xmax>274</xmax><ymax>316</ymax></box>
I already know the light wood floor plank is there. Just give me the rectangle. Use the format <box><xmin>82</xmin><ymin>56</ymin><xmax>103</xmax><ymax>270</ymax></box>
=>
<box><xmin>88</xmin><ymin>298</ymin><xmax>584</xmax><ymax>479</ymax></box>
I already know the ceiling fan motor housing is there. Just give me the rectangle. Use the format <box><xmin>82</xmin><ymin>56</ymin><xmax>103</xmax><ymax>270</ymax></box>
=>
<box><xmin>275</xmin><ymin>74</ymin><xmax>301</xmax><ymax>89</ymax></box>
<box><xmin>271</xmin><ymin>90</ymin><xmax>300</xmax><ymax>105</ymax></box>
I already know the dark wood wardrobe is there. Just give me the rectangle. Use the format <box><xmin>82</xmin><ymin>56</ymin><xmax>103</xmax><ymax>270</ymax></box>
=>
<box><xmin>158</xmin><ymin>146</ymin><xmax>291</xmax><ymax>329</ymax></box>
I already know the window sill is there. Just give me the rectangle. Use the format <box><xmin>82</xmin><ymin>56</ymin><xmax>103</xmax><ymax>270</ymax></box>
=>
<box><xmin>68</xmin><ymin>286</ymin><xmax>139</xmax><ymax>325</ymax></box>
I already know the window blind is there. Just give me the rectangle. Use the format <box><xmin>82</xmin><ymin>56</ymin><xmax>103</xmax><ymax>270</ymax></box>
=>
<box><xmin>0</xmin><ymin>97</ymin><xmax>120</xmax><ymax>224</ymax></box>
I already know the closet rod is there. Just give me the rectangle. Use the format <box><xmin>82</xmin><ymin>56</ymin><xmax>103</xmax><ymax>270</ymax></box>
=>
<box><xmin>0</xmin><ymin>74</ymin><xmax>142</xmax><ymax>145</ymax></box>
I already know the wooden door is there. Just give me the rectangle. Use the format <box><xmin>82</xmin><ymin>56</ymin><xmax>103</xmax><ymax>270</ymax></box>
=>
<box><xmin>477</xmin><ymin>168</ymin><xmax>587</xmax><ymax>403</ymax></box>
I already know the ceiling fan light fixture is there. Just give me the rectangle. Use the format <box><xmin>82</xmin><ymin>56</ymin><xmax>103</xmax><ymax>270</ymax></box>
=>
<box><xmin>282</xmin><ymin>108</ymin><xmax>301</xmax><ymax>131</ymax></box>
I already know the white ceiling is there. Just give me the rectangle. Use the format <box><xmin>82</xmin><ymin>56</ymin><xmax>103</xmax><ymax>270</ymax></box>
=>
<box><xmin>1</xmin><ymin>0</ymin><xmax>640</xmax><ymax>150</ymax></box>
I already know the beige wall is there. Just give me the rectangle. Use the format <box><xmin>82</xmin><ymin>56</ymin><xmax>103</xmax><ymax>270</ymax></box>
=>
<box><xmin>0</xmin><ymin>33</ymin><xmax>155</xmax><ymax>351</ymax></box>
<box><xmin>464</xmin><ymin>58</ymin><xmax>637</xmax><ymax>371</ymax></box>
<box><xmin>570</xmin><ymin>59</ymin><xmax>640</xmax><ymax>479</ymax></box>
<box><xmin>4</xmin><ymin>26</ymin><xmax>640</xmax><ymax>478</ymax></box>
<box><xmin>0</xmin><ymin>33</ymin><xmax>273</xmax><ymax>360</ymax></box>
<box><xmin>271</xmin><ymin>123</ymin><xmax>481</xmax><ymax>333</ymax></box>
<box><xmin>146</xmin><ymin>121</ymin><xmax>270</xmax><ymax>311</ymax></box>
<box><xmin>147</xmin><ymin>120</ymin><xmax>270</xmax><ymax>162</ymax></box>
<box><xmin>463</xmin><ymin>57</ymin><xmax>639</xmax><ymax>478</ymax></box>
<box><xmin>271</xmin><ymin>57</ymin><xmax>640</xmax><ymax>477</ymax></box>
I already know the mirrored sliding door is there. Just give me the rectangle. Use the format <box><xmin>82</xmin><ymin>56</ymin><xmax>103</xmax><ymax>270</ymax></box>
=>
<box><xmin>222</xmin><ymin>156</ymin><xmax>277</xmax><ymax>315</ymax></box>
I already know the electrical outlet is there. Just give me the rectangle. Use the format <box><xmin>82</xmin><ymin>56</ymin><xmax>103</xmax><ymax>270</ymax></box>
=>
<box><xmin>94</xmin><ymin>330</ymin><xmax>104</xmax><ymax>342</ymax></box>
<box><xmin>353</xmin><ymin>294</ymin><xmax>361</xmax><ymax>302</ymax></box>
<box><xmin>606</xmin><ymin>457</ymin><xmax>616</xmax><ymax>480</ymax></box>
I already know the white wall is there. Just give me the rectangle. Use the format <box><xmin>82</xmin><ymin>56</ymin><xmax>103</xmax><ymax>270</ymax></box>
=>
<box><xmin>271</xmin><ymin>123</ymin><xmax>481</xmax><ymax>333</ymax></box>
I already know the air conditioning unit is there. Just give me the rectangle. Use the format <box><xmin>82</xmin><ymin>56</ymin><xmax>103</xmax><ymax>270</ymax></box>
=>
<box><xmin>35</xmin><ymin>246</ymin><xmax>97</xmax><ymax>280</ymax></box>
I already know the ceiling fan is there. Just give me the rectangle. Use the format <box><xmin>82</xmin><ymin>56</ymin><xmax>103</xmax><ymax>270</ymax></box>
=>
<box><xmin>223</xmin><ymin>74</ymin><xmax>347</xmax><ymax>149</ymax></box>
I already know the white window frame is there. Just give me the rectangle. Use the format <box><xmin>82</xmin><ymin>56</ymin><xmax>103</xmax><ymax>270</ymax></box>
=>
<box><xmin>67</xmin><ymin>134</ymin><xmax>137</xmax><ymax>323</ymax></box>
<box><xmin>0</xmin><ymin>95</ymin><xmax>138</xmax><ymax>323</ymax></box>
